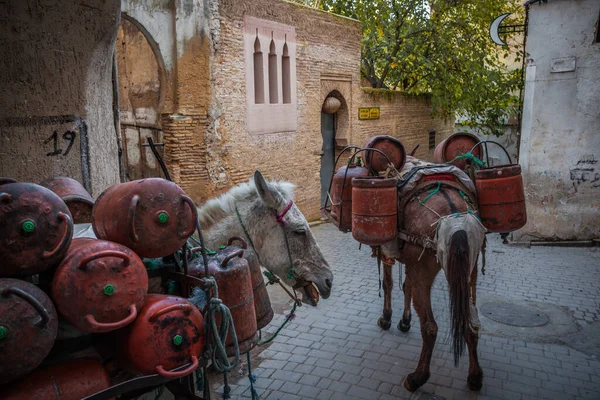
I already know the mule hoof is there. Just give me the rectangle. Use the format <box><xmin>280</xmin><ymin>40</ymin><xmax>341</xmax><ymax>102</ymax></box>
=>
<box><xmin>378</xmin><ymin>317</ymin><xmax>391</xmax><ymax>330</ymax></box>
<box><xmin>403</xmin><ymin>372</ymin><xmax>429</xmax><ymax>392</ymax></box>
<box><xmin>467</xmin><ymin>372</ymin><xmax>483</xmax><ymax>391</ymax></box>
<box><xmin>398</xmin><ymin>319</ymin><xmax>411</xmax><ymax>332</ymax></box>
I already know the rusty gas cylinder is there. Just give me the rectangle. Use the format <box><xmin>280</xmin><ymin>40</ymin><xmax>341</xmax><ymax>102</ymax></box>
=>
<box><xmin>190</xmin><ymin>248</ymin><xmax>257</xmax><ymax>356</ymax></box>
<box><xmin>92</xmin><ymin>178</ymin><xmax>198</xmax><ymax>258</ymax></box>
<box><xmin>0</xmin><ymin>177</ymin><xmax>16</xmax><ymax>186</ymax></box>
<box><xmin>330</xmin><ymin>164</ymin><xmax>369</xmax><ymax>232</ymax></box>
<box><xmin>433</xmin><ymin>132</ymin><xmax>481</xmax><ymax>170</ymax></box>
<box><xmin>362</xmin><ymin>135</ymin><xmax>406</xmax><ymax>174</ymax></box>
<box><xmin>120</xmin><ymin>294</ymin><xmax>204</xmax><ymax>377</ymax></box>
<box><xmin>0</xmin><ymin>278</ymin><xmax>58</xmax><ymax>384</ymax></box>
<box><xmin>0</xmin><ymin>183</ymin><xmax>73</xmax><ymax>277</ymax></box>
<box><xmin>0</xmin><ymin>358</ymin><xmax>110</xmax><ymax>399</ymax></box>
<box><xmin>226</xmin><ymin>237</ymin><xmax>274</xmax><ymax>330</ymax></box>
<box><xmin>40</xmin><ymin>177</ymin><xmax>94</xmax><ymax>224</ymax></box>
<box><xmin>351</xmin><ymin>177</ymin><xmax>398</xmax><ymax>246</ymax></box>
<box><xmin>475</xmin><ymin>164</ymin><xmax>527</xmax><ymax>233</ymax></box>
<box><xmin>51</xmin><ymin>238</ymin><xmax>148</xmax><ymax>333</ymax></box>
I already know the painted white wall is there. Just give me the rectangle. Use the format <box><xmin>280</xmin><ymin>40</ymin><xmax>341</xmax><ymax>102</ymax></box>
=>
<box><xmin>516</xmin><ymin>0</ymin><xmax>600</xmax><ymax>241</ymax></box>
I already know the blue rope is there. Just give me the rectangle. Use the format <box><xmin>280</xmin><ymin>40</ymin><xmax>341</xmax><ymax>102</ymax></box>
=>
<box><xmin>420</xmin><ymin>182</ymin><xmax>441</xmax><ymax>204</ymax></box>
<box><xmin>247</xmin><ymin>351</ymin><xmax>258</xmax><ymax>399</ymax></box>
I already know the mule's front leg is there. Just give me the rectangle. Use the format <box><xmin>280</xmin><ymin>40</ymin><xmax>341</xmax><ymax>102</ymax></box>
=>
<box><xmin>377</xmin><ymin>260</ymin><xmax>394</xmax><ymax>330</ymax></box>
<box><xmin>404</xmin><ymin>285</ymin><xmax>436</xmax><ymax>392</ymax></box>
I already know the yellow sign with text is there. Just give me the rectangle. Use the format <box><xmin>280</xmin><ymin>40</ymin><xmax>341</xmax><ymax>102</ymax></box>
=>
<box><xmin>358</xmin><ymin>107</ymin><xmax>380</xmax><ymax>120</ymax></box>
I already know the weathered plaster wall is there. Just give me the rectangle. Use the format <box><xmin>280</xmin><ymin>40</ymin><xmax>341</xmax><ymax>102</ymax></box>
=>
<box><xmin>0</xmin><ymin>0</ymin><xmax>121</xmax><ymax>196</ymax></box>
<box><xmin>517</xmin><ymin>0</ymin><xmax>600</xmax><ymax>240</ymax></box>
<box><xmin>212</xmin><ymin>0</ymin><xmax>453</xmax><ymax>221</ymax></box>
<box><xmin>120</xmin><ymin>0</ymin><xmax>215</xmax><ymax>200</ymax></box>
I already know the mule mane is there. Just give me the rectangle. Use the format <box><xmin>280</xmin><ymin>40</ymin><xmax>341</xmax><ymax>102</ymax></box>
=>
<box><xmin>198</xmin><ymin>178</ymin><xmax>295</xmax><ymax>230</ymax></box>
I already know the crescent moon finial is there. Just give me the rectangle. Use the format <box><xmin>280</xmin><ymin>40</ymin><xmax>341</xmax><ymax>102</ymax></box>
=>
<box><xmin>490</xmin><ymin>13</ymin><xmax>511</xmax><ymax>46</ymax></box>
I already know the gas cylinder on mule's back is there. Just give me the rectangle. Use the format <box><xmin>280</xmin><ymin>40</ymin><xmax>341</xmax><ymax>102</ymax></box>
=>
<box><xmin>475</xmin><ymin>164</ymin><xmax>527</xmax><ymax>233</ymax></box>
<box><xmin>351</xmin><ymin>177</ymin><xmax>399</xmax><ymax>246</ymax></box>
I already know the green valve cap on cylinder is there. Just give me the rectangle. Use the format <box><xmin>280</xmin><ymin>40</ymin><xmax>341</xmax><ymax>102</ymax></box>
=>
<box><xmin>0</xmin><ymin>326</ymin><xmax>7</xmax><ymax>339</ymax></box>
<box><xmin>103</xmin><ymin>284</ymin><xmax>115</xmax><ymax>296</ymax></box>
<box><xmin>173</xmin><ymin>334</ymin><xmax>183</xmax><ymax>346</ymax></box>
<box><xmin>157</xmin><ymin>212</ymin><xmax>169</xmax><ymax>224</ymax></box>
<box><xmin>21</xmin><ymin>220</ymin><xmax>35</xmax><ymax>233</ymax></box>
<box><xmin>219</xmin><ymin>246</ymin><xmax>226</xmax><ymax>249</ymax></box>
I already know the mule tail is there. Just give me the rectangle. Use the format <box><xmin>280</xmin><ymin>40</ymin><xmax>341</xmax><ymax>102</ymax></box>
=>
<box><xmin>436</xmin><ymin>213</ymin><xmax>486</xmax><ymax>367</ymax></box>
<box><xmin>446</xmin><ymin>229</ymin><xmax>471</xmax><ymax>367</ymax></box>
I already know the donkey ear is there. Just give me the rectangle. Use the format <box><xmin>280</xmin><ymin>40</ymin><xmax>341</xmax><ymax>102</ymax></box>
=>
<box><xmin>254</xmin><ymin>170</ymin><xmax>284</xmax><ymax>209</ymax></box>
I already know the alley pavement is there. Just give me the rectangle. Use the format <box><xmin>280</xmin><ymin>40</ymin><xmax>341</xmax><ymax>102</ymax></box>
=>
<box><xmin>218</xmin><ymin>223</ymin><xmax>600</xmax><ymax>400</ymax></box>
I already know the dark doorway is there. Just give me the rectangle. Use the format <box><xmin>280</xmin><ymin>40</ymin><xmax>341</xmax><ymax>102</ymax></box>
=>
<box><xmin>320</xmin><ymin>112</ymin><xmax>335</xmax><ymax>208</ymax></box>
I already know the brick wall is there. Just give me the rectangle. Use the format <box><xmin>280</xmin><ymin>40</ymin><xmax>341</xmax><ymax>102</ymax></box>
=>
<box><xmin>209</xmin><ymin>0</ymin><xmax>454</xmax><ymax>221</ymax></box>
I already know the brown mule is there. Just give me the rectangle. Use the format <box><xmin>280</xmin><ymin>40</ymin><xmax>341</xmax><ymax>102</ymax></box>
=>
<box><xmin>379</xmin><ymin>186</ymin><xmax>485</xmax><ymax>392</ymax></box>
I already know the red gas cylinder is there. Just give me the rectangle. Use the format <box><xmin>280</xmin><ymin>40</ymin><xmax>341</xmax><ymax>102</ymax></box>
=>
<box><xmin>330</xmin><ymin>164</ymin><xmax>369</xmax><ymax>232</ymax></box>
<box><xmin>0</xmin><ymin>278</ymin><xmax>58</xmax><ymax>384</ymax></box>
<box><xmin>92</xmin><ymin>178</ymin><xmax>198</xmax><ymax>258</ymax></box>
<box><xmin>0</xmin><ymin>182</ymin><xmax>73</xmax><ymax>277</ymax></box>
<box><xmin>120</xmin><ymin>294</ymin><xmax>204</xmax><ymax>377</ymax></box>
<box><xmin>433</xmin><ymin>132</ymin><xmax>481</xmax><ymax>170</ymax></box>
<box><xmin>475</xmin><ymin>164</ymin><xmax>527</xmax><ymax>232</ymax></box>
<box><xmin>226</xmin><ymin>237</ymin><xmax>273</xmax><ymax>330</ymax></box>
<box><xmin>351</xmin><ymin>177</ymin><xmax>398</xmax><ymax>246</ymax></box>
<box><xmin>40</xmin><ymin>177</ymin><xmax>94</xmax><ymax>224</ymax></box>
<box><xmin>51</xmin><ymin>238</ymin><xmax>148</xmax><ymax>333</ymax></box>
<box><xmin>0</xmin><ymin>358</ymin><xmax>110</xmax><ymax>400</ymax></box>
<box><xmin>362</xmin><ymin>135</ymin><xmax>406</xmax><ymax>173</ymax></box>
<box><xmin>190</xmin><ymin>248</ymin><xmax>257</xmax><ymax>356</ymax></box>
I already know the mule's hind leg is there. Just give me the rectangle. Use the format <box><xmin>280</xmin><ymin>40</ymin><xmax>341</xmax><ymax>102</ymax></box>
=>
<box><xmin>466</xmin><ymin>265</ymin><xmax>483</xmax><ymax>390</ymax></box>
<box><xmin>404</xmin><ymin>263</ymin><xmax>438</xmax><ymax>392</ymax></box>
<box><xmin>378</xmin><ymin>260</ymin><xmax>394</xmax><ymax>330</ymax></box>
<box><xmin>398</xmin><ymin>263</ymin><xmax>412</xmax><ymax>332</ymax></box>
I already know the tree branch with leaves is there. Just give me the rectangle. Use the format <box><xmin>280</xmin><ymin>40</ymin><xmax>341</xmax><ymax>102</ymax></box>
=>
<box><xmin>321</xmin><ymin>0</ymin><xmax>525</xmax><ymax>136</ymax></box>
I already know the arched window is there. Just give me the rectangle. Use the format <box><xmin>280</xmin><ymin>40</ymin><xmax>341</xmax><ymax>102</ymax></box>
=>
<box><xmin>253</xmin><ymin>33</ymin><xmax>264</xmax><ymax>104</ymax></box>
<box><xmin>282</xmin><ymin>41</ymin><xmax>291</xmax><ymax>104</ymax></box>
<box><xmin>268</xmin><ymin>37</ymin><xmax>278</xmax><ymax>104</ymax></box>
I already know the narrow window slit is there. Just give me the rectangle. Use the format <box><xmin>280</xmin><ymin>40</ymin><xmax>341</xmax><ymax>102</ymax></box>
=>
<box><xmin>253</xmin><ymin>31</ymin><xmax>264</xmax><ymax>104</ymax></box>
<box><xmin>282</xmin><ymin>39</ymin><xmax>291</xmax><ymax>104</ymax></box>
<box><xmin>268</xmin><ymin>34</ymin><xmax>278</xmax><ymax>104</ymax></box>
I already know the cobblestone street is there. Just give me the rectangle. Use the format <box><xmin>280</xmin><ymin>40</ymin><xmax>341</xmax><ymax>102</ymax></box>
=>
<box><xmin>221</xmin><ymin>223</ymin><xmax>600</xmax><ymax>400</ymax></box>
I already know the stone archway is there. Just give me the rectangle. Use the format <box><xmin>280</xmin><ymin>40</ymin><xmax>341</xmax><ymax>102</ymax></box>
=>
<box><xmin>116</xmin><ymin>15</ymin><xmax>167</xmax><ymax>180</ymax></box>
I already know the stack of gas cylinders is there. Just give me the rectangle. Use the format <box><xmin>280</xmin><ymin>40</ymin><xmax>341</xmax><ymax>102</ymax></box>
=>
<box><xmin>0</xmin><ymin>176</ymin><xmax>272</xmax><ymax>398</ymax></box>
<box><xmin>326</xmin><ymin>133</ymin><xmax>527</xmax><ymax>245</ymax></box>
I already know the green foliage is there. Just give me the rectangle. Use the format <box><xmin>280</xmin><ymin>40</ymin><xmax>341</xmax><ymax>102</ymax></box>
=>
<box><xmin>320</xmin><ymin>0</ymin><xmax>525</xmax><ymax>136</ymax></box>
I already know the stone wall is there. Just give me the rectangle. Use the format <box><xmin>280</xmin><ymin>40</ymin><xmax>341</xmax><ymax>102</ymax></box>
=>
<box><xmin>517</xmin><ymin>0</ymin><xmax>600</xmax><ymax>241</ymax></box>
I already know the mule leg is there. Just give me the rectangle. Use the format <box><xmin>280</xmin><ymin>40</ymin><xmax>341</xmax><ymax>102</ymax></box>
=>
<box><xmin>466</xmin><ymin>265</ymin><xmax>483</xmax><ymax>390</ymax></box>
<box><xmin>404</xmin><ymin>266</ymin><xmax>437</xmax><ymax>392</ymax></box>
<box><xmin>377</xmin><ymin>261</ymin><xmax>394</xmax><ymax>330</ymax></box>
<box><xmin>398</xmin><ymin>264</ymin><xmax>412</xmax><ymax>332</ymax></box>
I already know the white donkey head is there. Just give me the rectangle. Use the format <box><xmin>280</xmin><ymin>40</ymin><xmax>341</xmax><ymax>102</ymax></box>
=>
<box><xmin>198</xmin><ymin>170</ymin><xmax>333</xmax><ymax>306</ymax></box>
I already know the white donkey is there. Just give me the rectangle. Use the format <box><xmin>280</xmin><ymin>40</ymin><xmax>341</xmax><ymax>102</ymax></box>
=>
<box><xmin>197</xmin><ymin>170</ymin><xmax>333</xmax><ymax>306</ymax></box>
